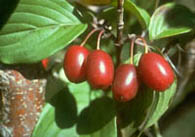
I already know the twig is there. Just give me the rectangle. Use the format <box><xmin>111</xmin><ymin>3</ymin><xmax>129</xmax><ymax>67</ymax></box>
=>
<box><xmin>144</xmin><ymin>129</ymin><xmax>154</xmax><ymax>137</ymax></box>
<box><xmin>154</xmin><ymin>123</ymin><xmax>163</xmax><ymax>137</ymax></box>
<box><xmin>155</xmin><ymin>0</ymin><xmax>160</xmax><ymax>10</ymax></box>
<box><xmin>116</xmin><ymin>0</ymin><xmax>124</xmax><ymax>47</ymax></box>
<box><xmin>174</xmin><ymin>38</ymin><xmax>195</xmax><ymax>105</ymax></box>
<box><xmin>116</xmin><ymin>1</ymin><xmax>125</xmax><ymax>135</ymax></box>
<box><xmin>115</xmin><ymin>0</ymin><xmax>124</xmax><ymax>66</ymax></box>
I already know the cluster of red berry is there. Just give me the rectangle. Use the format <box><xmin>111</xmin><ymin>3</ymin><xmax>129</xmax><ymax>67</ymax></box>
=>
<box><xmin>63</xmin><ymin>30</ymin><xmax>174</xmax><ymax>102</ymax></box>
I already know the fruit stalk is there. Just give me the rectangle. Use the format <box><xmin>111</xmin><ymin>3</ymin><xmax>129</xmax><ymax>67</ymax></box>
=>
<box><xmin>97</xmin><ymin>29</ymin><xmax>105</xmax><ymax>50</ymax></box>
<box><xmin>136</xmin><ymin>36</ymin><xmax>148</xmax><ymax>54</ymax></box>
<box><xmin>81</xmin><ymin>28</ymin><xmax>100</xmax><ymax>46</ymax></box>
<box><xmin>130</xmin><ymin>37</ymin><xmax>136</xmax><ymax>64</ymax></box>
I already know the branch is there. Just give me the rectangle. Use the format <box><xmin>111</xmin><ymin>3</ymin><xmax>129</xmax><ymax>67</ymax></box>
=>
<box><xmin>153</xmin><ymin>123</ymin><xmax>162</xmax><ymax>137</ymax></box>
<box><xmin>155</xmin><ymin>0</ymin><xmax>160</xmax><ymax>10</ymax></box>
<box><xmin>116</xmin><ymin>0</ymin><xmax>124</xmax><ymax>47</ymax></box>
<box><xmin>115</xmin><ymin>0</ymin><xmax>124</xmax><ymax>65</ymax></box>
<box><xmin>0</xmin><ymin>70</ymin><xmax>47</xmax><ymax>137</ymax></box>
<box><xmin>174</xmin><ymin>38</ymin><xmax>195</xmax><ymax>105</ymax></box>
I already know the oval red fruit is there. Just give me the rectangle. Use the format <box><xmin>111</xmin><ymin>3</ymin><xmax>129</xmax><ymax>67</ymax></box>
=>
<box><xmin>64</xmin><ymin>45</ymin><xmax>89</xmax><ymax>83</ymax></box>
<box><xmin>86</xmin><ymin>50</ymin><xmax>114</xmax><ymax>89</ymax></box>
<box><xmin>138</xmin><ymin>52</ymin><xmax>174</xmax><ymax>91</ymax></box>
<box><xmin>112</xmin><ymin>64</ymin><xmax>139</xmax><ymax>102</ymax></box>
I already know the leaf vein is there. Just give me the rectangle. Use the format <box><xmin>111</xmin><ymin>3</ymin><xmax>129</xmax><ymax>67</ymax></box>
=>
<box><xmin>0</xmin><ymin>24</ymin><xmax>81</xmax><ymax>36</ymax></box>
<box><xmin>19</xmin><ymin>1</ymin><xmax>77</xmax><ymax>23</ymax></box>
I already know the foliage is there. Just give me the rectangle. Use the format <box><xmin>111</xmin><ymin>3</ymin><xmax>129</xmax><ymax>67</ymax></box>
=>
<box><xmin>0</xmin><ymin>0</ymin><xmax>87</xmax><ymax>64</ymax></box>
<box><xmin>0</xmin><ymin>0</ymin><xmax>195</xmax><ymax>137</ymax></box>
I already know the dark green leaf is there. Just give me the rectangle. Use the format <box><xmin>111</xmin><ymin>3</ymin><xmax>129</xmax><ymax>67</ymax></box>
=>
<box><xmin>112</xmin><ymin>0</ymin><xmax>150</xmax><ymax>29</ymax></box>
<box><xmin>149</xmin><ymin>3</ymin><xmax>195</xmax><ymax>40</ymax></box>
<box><xmin>76</xmin><ymin>97</ymin><xmax>116</xmax><ymax>135</ymax></box>
<box><xmin>143</xmin><ymin>81</ymin><xmax>177</xmax><ymax>129</ymax></box>
<box><xmin>118</xmin><ymin>81</ymin><xmax>177</xmax><ymax>136</ymax></box>
<box><xmin>135</xmin><ymin>0</ymin><xmax>156</xmax><ymax>11</ymax></box>
<box><xmin>32</xmin><ymin>82</ymin><xmax>117</xmax><ymax>137</ymax></box>
<box><xmin>0</xmin><ymin>0</ymin><xmax>19</xmax><ymax>29</ymax></box>
<box><xmin>0</xmin><ymin>0</ymin><xmax>87</xmax><ymax>64</ymax></box>
<box><xmin>117</xmin><ymin>86</ymin><xmax>154</xmax><ymax>128</ymax></box>
<box><xmin>32</xmin><ymin>89</ymin><xmax>78</xmax><ymax>137</ymax></box>
<box><xmin>124</xmin><ymin>0</ymin><xmax>150</xmax><ymax>29</ymax></box>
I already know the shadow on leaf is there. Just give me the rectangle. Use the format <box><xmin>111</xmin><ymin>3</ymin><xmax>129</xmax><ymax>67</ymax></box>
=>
<box><xmin>164</xmin><ymin>4</ymin><xmax>195</xmax><ymax>28</ymax></box>
<box><xmin>49</xmin><ymin>88</ymin><xmax>78</xmax><ymax>129</ymax></box>
<box><xmin>117</xmin><ymin>86</ymin><xmax>153</xmax><ymax>128</ymax></box>
<box><xmin>76</xmin><ymin>97</ymin><xmax>116</xmax><ymax>134</ymax></box>
<box><xmin>0</xmin><ymin>0</ymin><xmax>19</xmax><ymax>30</ymax></box>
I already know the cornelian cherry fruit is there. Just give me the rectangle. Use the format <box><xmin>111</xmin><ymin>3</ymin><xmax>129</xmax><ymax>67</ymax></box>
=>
<box><xmin>138</xmin><ymin>52</ymin><xmax>174</xmax><ymax>91</ymax></box>
<box><xmin>112</xmin><ymin>64</ymin><xmax>139</xmax><ymax>102</ymax></box>
<box><xmin>64</xmin><ymin>45</ymin><xmax>89</xmax><ymax>83</ymax></box>
<box><xmin>86</xmin><ymin>50</ymin><xmax>114</xmax><ymax>89</ymax></box>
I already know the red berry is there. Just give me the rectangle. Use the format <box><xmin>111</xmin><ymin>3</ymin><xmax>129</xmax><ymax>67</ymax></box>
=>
<box><xmin>112</xmin><ymin>64</ymin><xmax>139</xmax><ymax>102</ymax></box>
<box><xmin>41</xmin><ymin>58</ymin><xmax>49</xmax><ymax>70</ymax></box>
<box><xmin>138</xmin><ymin>52</ymin><xmax>174</xmax><ymax>91</ymax></box>
<box><xmin>86</xmin><ymin>50</ymin><xmax>114</xmax><ymax>89</ymax></box>
<box><xmin>64</xmin><ymin>45</ymin><xmax>89</xmax><ymax>83</ymax></box>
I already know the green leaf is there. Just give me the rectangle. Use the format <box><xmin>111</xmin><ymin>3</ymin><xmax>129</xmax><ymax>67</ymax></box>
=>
<box><xmin>0</xmin><ymin>0</ymin><xmax>87</xmax><ymax>64</ymax></box>
<box><xmin>135</xmin><ymin>0</ymin><xmax>156</xmax><ymax>11</ymax></box>
<box><xmin>32</xmin><ymin>82</ymin><xmax>117</xmax><ymax>137</ymax></box>
<box><xmin>149</xmin><ymin>3</ymin><xmax>195</xmax><ymax>40</ymax></box>
<box><xmin>111</xmin><ymin>0</ymin><xmax>150</xmax><ymax>29</ymax></box>
<box><xmin>112</xmin><ymin>0</ymin><xmax>150</xmax><ymax>29</ymax></box>
<box><xmin>117</xmin><ymin>86</ymin><xmax>154</xmax><ymax>128</ymax></box>
<box><xmin>76</xmin><ymin>97</ymin><xmax>116</xmax><ymax>136</ymax></box>
<box><xmin>0</xmin><ymin>0</ymin><xmax>20</xmax><ymax>30</ymax></box>
<box><xmin>32</xmin><ymin>89</ymin><xmax>79</xmax><ymax>137</ymax></box>
<box><xmin>124</xmin><ymin>0</ymin><xmax>150</xmax><ymax>29</ymax></box>
<box><xmin>118</xmin><ymin>81</ymin><xmax>177</xmax><ymax>136</ymax></box>
<box><xmin>143</xmin><ymin>81</ymin><xmax>177</xmax><ymax>129</ymax></box>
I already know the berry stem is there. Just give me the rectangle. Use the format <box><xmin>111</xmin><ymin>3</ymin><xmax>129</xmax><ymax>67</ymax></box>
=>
<box><xmin>97</xmin><ymin>29</ymin><xmax>105</xmax><ymax>50</ymax></box>
<box><xmin>130</xmin><ymin>37</ymin><xmax>136</xmax><ymax>64</ymax></box>
<box><xmin>136</xmin><ymin>36</ymin><xmax>148</xmax><ymax>54</ymax></box>
<box><xmin>80</xmin><ymin>28</ymin><xmax>100</xmax><ymax>47</ymax></box>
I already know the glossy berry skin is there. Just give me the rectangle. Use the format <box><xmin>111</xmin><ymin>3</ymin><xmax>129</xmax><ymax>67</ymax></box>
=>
<box><xmin>86</xmin><ymin>50</ymin><xmax>114</xmax><ymax>89</ymax></box>
<box><xmin>138</xmin><ymin>52</ymin><xmax>174</xmax><ymax>91</ymax></box>
<box><xmin>112</xmin><ymin>64</ymin><xmax>139</xmax><ymax>102</ymax></box>
<box><xmin>64</xmin><ymin>45</ymin><xmax>89</xmax><ymax>83</ymax></box>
